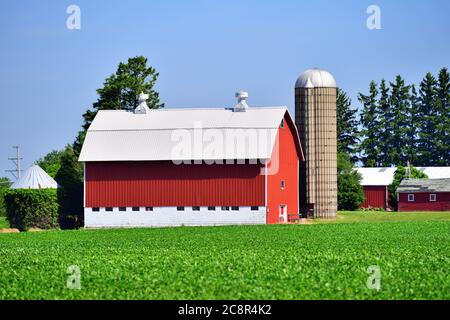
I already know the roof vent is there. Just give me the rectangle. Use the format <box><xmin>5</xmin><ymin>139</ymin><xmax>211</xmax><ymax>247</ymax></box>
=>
<box><xmin>134</xmin><ymin>92</ymin><xmax>150</xmax><ymax>114</ymax></box>
<box><xmin>234</xmin><ymin>91</ymin><xmax>249</xmax><ymax>112</ymax></box>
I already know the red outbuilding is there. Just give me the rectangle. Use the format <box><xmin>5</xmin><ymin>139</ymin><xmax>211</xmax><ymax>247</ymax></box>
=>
<box><xmin>355</xmin><ymin>168</ymin><xmax>395</xmax><ymax>210</ymax></box>
<box><xmin>79</xmin><ymin>92</ymin><xmax>304</xmax><ymax>228</ymax></box>
<box><xmin>397</xmin><ymin>178</ymin><xmax>450</xmax><ymax>212</ymax></box>
<box><xmin>356</xmin><ymin>167</ymin><xmax>450</xmax><ymax>210</ymax></box>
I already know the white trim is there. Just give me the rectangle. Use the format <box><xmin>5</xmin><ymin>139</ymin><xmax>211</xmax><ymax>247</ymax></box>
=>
<box><xmin>297</xmin><ymin>159</ymin><xmax>300</xmax><ymax>215</ymax></box>
<box><xmin>84</xmin><ymin>206</ymin><xmax>267</xmax><ymax>228</ymax></box>
<box><xmin>385</xmin><ymin>185</ymin><xmax>388</xmax><ymax>209</ymax></box>
<box><xmin>429</xmin><ymin>194</ymin><xmax>437</xmax><ymax>202</ymax></box>
<box><xmin>264</xmin><ymin>161</ymin><xmax>268</xmax><ymax>207</ymax></box>
<box><xmin>83</xmin><ymin>162</ymin><xmax>86</xmax><ymax>208</ymax></box>
<box><xmin>408</xmin><ymin>194</ymin><xmax>415</xmax><ymax>202</ymax></box>
<box><xmin>278</xmin><ymin>204</ymin><xmax>287</xmax><ymax>223</ymax></box>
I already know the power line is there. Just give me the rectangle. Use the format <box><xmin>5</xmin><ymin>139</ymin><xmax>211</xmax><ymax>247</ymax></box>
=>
<box><xmin>5</xmin><ymin>146</ymin><xmax>23</xmax><ymax>180</ymax></box>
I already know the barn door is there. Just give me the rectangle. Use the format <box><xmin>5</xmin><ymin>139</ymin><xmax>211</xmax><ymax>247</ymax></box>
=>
<box><xmin>279</xmin><ymin>205</ymin><xmax>287</xmax><ymax>223</ymax></box>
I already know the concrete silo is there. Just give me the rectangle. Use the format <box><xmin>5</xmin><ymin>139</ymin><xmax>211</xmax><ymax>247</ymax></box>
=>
<box><xmin>295</xmin><ymin>68</ymin><xmax>337</xmax><ymax>218</ymax></box>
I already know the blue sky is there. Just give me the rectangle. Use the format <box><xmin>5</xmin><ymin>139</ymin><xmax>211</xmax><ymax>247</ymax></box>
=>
<box><xmin>0</xmin><ymin>0</ymin><xmax>449</xmax><ymax>177</ymax></box>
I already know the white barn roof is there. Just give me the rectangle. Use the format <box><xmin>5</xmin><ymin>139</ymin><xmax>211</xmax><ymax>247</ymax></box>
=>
<box><xmin>79</xmin><ymin>107</ymin><xmax>293</xmax><ymax>162</ymax></box>
<box><xmin>11</xmin><ymin>165</ymin><xmax>58</xmax><ymax>189</ymax></box>
<box><xmin>356</xmin><ymin>167</ymin><xmax>450</xmax><ymax>186</ymax></box>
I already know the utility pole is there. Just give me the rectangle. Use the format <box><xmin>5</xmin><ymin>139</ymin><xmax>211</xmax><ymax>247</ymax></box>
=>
<box><xmin>6</xmin><ymin>146</ymin><xmax>23</xmax><ymax>180</ymax></box>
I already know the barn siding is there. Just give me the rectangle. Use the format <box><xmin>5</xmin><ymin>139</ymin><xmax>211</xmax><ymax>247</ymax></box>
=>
<box><xmin>85</xmin><ymin>161</ymin><xmax>265</xmax><ymax>207</ymax></box>
<box><xmin>398</xmin><ymin>192</ymin><xmax>450</xmax><ymax>211</ymax></box>
<box><xmin>266</xmin><ymin>113</ymin><xmax>300</xmax><ymax>223</ymax></box>
<box><xmin>361</xmin><ymin>186</ymin><xmax>388</xmax><ymax>209</ymax></box>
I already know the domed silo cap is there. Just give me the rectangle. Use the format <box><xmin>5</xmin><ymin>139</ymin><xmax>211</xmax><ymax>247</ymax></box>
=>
<box><xmin>295</xmin><ymin>68</ymin><xmax>337</xmax><ymax>88</ymax></box>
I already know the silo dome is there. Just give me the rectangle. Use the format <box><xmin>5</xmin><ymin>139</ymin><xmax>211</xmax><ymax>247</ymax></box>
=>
<box><xmin>295</xmin><ymin>68</ymin><xmax>337</xmax><ymax>88</ymax></box>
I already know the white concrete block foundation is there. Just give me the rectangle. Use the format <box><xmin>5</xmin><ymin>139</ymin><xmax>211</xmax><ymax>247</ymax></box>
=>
<box><xmin>84</xmin><ymin>206</ymin><xmax>267</xmax><ymax>228</ymax></box>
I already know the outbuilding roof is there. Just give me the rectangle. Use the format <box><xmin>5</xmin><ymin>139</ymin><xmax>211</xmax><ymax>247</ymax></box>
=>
<box><xmin>355</xmin><ymin>167</ymin><xmax>450</xmax><ymax>186</ymax></box>
<box><xmin>79</xmin><ymin>106</ymin><xmax>301</xmax><ymax>162</ymax></box>
<box><xmin>10</xmin><ymin>165</ymin><xmax>58</xmax><ymax>189</ymax></box>
<box><xmin>397</xmin><ymin>178</ymin><xmax>450</xmax><ymax>193</ymax></box>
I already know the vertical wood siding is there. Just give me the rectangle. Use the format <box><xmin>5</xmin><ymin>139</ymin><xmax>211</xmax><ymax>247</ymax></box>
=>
<box><xmin>361</xmin><ymin>186</ymin><xmax>388</xmax><ymax>209</ymax></box>
<box><xmin>266</xmin><ymin>113</ymin><xmax>300</xmax><ymax>223</ymax></box>
<box><xmin>398</xmin><ymin>192</ymin><xmax>450</xmax><ymax>211</ymax></box>
<box><xmin>85</xmin><ymin>161</ymin><xmax>265</xmax><ymax>207</ymax></box>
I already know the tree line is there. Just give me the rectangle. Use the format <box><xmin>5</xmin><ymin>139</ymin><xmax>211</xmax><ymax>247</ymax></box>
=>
<box><xmin>338</xmin><ymin>67</ymin><xmax>450</xmax><ymax>167</ymax></box>
<box><xmin>3</xmin><ymin>57</ymin><xmax>447</xmax><ymax>218</ymax></box>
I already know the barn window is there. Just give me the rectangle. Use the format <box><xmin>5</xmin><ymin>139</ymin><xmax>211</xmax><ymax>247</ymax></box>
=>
<box><xmin>280</xmin><ymin>119</ymin><xmax>285</xmax><ymax>128</ymax></box>
<box><xmin>231</xmin><ymin>206</ymin><xmax>239</xmax><ymax>211</ymax></box>
<box><xmin>281</xmin><ymin>180</ymin><xmax>285</xmax><ymax>190</ymax></box>
<box><xmin>208</xmin><ymin>207</ymin><xmax>216</xmax><ymax>211</ymax></box>
<box><xmin>193</xmin><ymin>206</ymin><xmax>200</xmax><ymax>211</ymax></box>
<box><xmin>177</xmin><ymin>206</ymin><xmax>185</xmax><ymax>211</ymax></box>
<box><xmin>92</xmin><ymin>207</ymin><xmax>100</xmax><ymax>212</ymax></box>
<box><xmin>119</xmin><ymin>207</ymin><xmax>126</xmax><ymax>212</ymax></box>
<box><xmin>106</xmin><ymin>207</ymin><xmax>113</xmax><ymax>212</ymax></box>
<box><xmin>408</xmin><ymin>194</ymin><xmax>415</xmax><ymax>202</ymax></box>
<box><xmin>429</xmin><ymin>194</ymin><xmax>436</xmax><ymax>202</ymax></box>
<box><xmin>132</xmin><ymin>207</ymin><xmax>140</xmax><ymax>212</ymax></box>
<box><xmin>251</xmin><ymin>206</ymin><xmax>259</xmax><ymax>211</ymax></box>
<box><xmin>221</xmin><ymin>206</ymin><xmax>230</xmax><ymax>211</ymax></box>
<box><xmin>145</xmin><ymin>207</ymin><xmax>153</xmax><ymax>211</ymax></box>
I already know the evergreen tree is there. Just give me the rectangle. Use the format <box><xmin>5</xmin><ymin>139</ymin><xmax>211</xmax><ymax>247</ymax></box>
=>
<box><xmin>436</xmin><ymin>68</ymin><xmax>450</xmax><ymax>165</ymax></box>
<box><xmin>358</xmin><ymin>81</ymin><xmax>380</xmax><ymax>166</ymax></box>
<box><xmin>336</xmin><ymin>88</ymin><xmax>359</xmax><ymax>162</ymax></box>
<box><xmin>405</xmin><ymin>84</ymin><xmax>419</xmax><ymax>165</ymax></box>
<box><xmin>377</xmin><ymin>79</ymin><xmax>392</xmax><ymax>166</ymax></box>
<box><xmin>73</xmin><ymin>56</ymin><xmax>163</xmax><ymax>155</ymax></box>
<box><xmin>417</xmin><ymin>73</ymin><xmax>438</xmax><ymax>165</ymax></box>
<box><xmin>389</xmin><ymin>76</ymin><xmax>411</xmax><ymax>165</ymax></box>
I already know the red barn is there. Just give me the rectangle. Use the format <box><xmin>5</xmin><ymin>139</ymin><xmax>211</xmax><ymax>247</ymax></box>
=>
<box><xmin>398</xmin><ymin>178</ymin><xmax>450</xmax><ymax>212</ymax></box>
<box><xmin>78</xmin><ymin>92</ymin><xmax>304</xmax><ymax>228</ymax></box>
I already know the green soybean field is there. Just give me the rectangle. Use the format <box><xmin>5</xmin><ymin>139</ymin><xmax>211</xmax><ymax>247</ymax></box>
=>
<box><xmin>0</xmin><ymin>213</ymin><xmax>449</xmax><ymax>299</ymax></box>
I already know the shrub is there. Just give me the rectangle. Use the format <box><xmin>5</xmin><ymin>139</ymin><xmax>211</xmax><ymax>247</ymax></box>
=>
<box><xmin>4</xmin><ymin>189</ymin><xmax>59</xmax><ymax>231</ymax></box>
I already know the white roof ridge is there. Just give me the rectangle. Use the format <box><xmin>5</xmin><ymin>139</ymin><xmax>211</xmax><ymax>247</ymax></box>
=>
<box><xmin>89</xmin><ymin>126</ymin><xmax>280</xmax><ymax>132</ymax></box>
<box><xmin>97</xmin><ymin>106</ymin><xmax>287</xmax><ymax>112</ymax></box>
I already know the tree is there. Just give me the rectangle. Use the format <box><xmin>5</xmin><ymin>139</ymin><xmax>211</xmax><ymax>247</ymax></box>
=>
<box><xmin>388</xmin><ymin>165</ymin><xmax>427</xmax><ymax>210</ymax></box>
<box><xmin>337</xmin><ymin>152</ymin><xmax>364</xmax><ymax>210</ymax></box>
<box><xmin>0</xmin><ymin>177</ymin><xmax>12</xmax><ymax>217</ymax></box>
<box><xmin>389</xmin><ymin>75</ymin><xmax>411</xmax><ymax>166</ymax></box>
<box><xmin>405</xmin><ymin>85</ymin><xmax>419</xmax><ymax>165</ymax></box>
<box><xmin>73</xmin><ymin>56</ymin><xmax>163</xmax><ymax>155</ymax></box>
<box><xmin>358</xmin><ymin>81</ymin><xmax>380</xmax><ymax>166</ymax></box>
<box><xmin>55</xmin><ymin>146</ymin><xmax>84</xmax><ymax>229</ymax></box>
<box><xmin>336</xmin><ymin>88</ymin><xmax>359</xmax><ymax>162</ymax></box>
<box><xmin>36</xmin><ymin>150</ymin><xmax>65</xmax><ymax>178</ymax></box>
<box><xmin>436</xmin><ymin>67</ymin><xmax>450</xmax><ymax>165</ymax></box>
<box><xmin>377</xmin><ymin>79</ymin><xmax>392</xmax><ymax>166</ymax></box>
<box><xmin>417</xmin><ymin>73</ymin><xmax>438</xmax><ymax>165</ymax></box>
